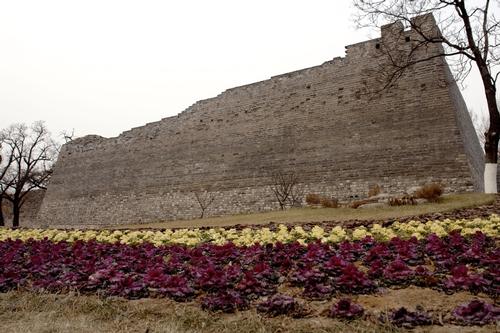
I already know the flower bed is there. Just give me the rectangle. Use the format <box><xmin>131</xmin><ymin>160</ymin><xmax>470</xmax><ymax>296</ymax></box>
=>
<box><xmin>0</xmin><ymin>215</ymin><xmax>498</xmax><ymax>246</ymax></box>
<box><xmin>0</xmin><ymin>226</ymin><xmax>498</xmax><ymax>326</ymax></box>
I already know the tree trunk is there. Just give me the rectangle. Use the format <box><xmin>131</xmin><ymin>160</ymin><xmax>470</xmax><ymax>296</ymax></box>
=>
<box><xmin>0</xmin><ymin>197</ymin><xmax>4</xmax><ymax>227</ymax></box>
<box><xmin>482</xmin><ymin>79</ymin><xmax>499</xmax><ymax>193</ymax></box>
<box><xmin>12</xmin><ymin>201</ymin><xmax>20</xmax><ymax>228</ymax></box>
<box><xmin>457</xmin><ymin>2</ymin><xmax>500</xmax><ymax>193</ymax></box>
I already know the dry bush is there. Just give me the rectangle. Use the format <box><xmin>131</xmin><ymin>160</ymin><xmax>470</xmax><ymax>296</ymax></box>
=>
<box><xmin>305</xmin><ymin>194</ymin><xmax>338</xmax><ymax>208</ymax></box>
<box><xmin>414</xmin><ymin>183</ymin><xmax>444</xmax><ymax>202</ymax></box>
<box><xmin>367</xmin><ymin>184</ymin><xmax>381</xmax><ymax>197</ymax></box>
<box><xmin>388</xmin><ymin>195</ymin><xmax>417</xmax><ymax>206</ymax></box>
<box><xmin>305</xmin><ymin>194</ymin><xmax>321</xmax><ymax>205</ymax></box>
<box><xmin>320</xmin><ymin>197</ymin><xmax>338</xmax><ymax>208</ymax></box>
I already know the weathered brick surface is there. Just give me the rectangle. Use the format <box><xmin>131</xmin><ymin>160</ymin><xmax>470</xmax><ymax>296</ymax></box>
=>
<box><xmin>37</xmin><ymin>15</ymin><xmax>483</xmax><ymax>228</ymax></box>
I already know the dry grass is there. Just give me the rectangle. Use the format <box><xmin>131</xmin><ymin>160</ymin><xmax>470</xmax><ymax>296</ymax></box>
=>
<box><xmin>118</xmin><ymin>193</ymin><xmax>495</xmax><ymax>230</ymax></box>
<box><xmin>0</xmin><ymin>289</ymin><xmax>495</xmax><ymax>333</ymax></box>
<box><xmin>0</xmin><ymin>291</ymin><xmax>403</xmax><ymax>333</ymax></box>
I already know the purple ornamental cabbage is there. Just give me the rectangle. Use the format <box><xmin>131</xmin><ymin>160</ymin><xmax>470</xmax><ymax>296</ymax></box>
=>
<box><xmin>443</xmin><ymin>265</ymin><xmax>489</xmax><ymax>294</ymax></box>
<box><xmin>452</xmin><ymin>300</ymin><xmax>500</xmax><ymax>326</ymax></box>
<box><xmin>256</xmin><ymin>294</ymin><xmax>300</xmax><ymax>317</ymax></box>
<box><xmin>329</xmin><ymin>298</ymin><xmax>364</xmax><ymax>320</ymax></box>
<box><xmin>382</xmin><ymin>258</ymin><xmax>414</xmax><ymax>284</ymax></box>
<box><xmin>201</xmin><ymin>290</ymin><xmax>248</xmax><ymax>313</ymax></box>
<box><xmin>381</xmin><ymin>307</ymin><xmax>433</xmax><ymax>327</ymax></box>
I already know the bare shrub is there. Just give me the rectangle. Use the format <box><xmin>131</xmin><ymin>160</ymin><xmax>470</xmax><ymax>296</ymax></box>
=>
<box><xmin>320</xmin><ymin>197</ymin><xmax>338</xmax><ymax>208</ymax></box>
<box><xmin>269</xmin><ymin>171</ymin><xmax>301</xmax><ymax>210</ymax></box>
<box><xmin>305</xmin><ymin>193</ymin><xmax>321</xmax><ymax>205</ymax></box>
<box><xmin>193</xmin><ymin>190</ymin><xmax>216</xmax><ymax>219</ymax></box>
<box><xmin>368</xmin><ymin>184</ymin><xmax>381</xmax><ymax>197</ymax></box>
<box><xmin>389</xmin><ymin>195</ymin><xmax>417</xmax><ymax>206</ymax></box>
<box><xmin>414</xmin><ymin>183</ymin><xmax>444</xmax><ymax>203</ymax></box>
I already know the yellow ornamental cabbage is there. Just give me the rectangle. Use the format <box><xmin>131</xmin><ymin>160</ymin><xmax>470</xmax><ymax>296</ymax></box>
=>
<box><xmin>277</xmin><ymin>224</ymin><xmax>288</xmax><ymax>232</ymax></box>
<box><xmin>310</xmin><ymin>226</ymin><xmax>325</xmax><ymax>240</ymax></box>
<box><xmin>276</xmin><ymin>230</ymin><xmax>294</xmax><ymax>243</ymax></box>
<box><xmin>0</xmin><ymin>214</ymin><xmax>499</xmax><ymax>246</ymax></box>
<box><xmin>323</xmin><ymin>226</ymin><xmax>347</xmax><ymax>243</ymax></box>
<box><xmin>352</xmin><ymin>227</ymin><xmax>371</xmax><ymax>241</ymax></box>
<box><xmin>461</xmin><ymin>227</ymin><xmax>482</xmax><ymax>236</ymax></box>
<box><xmin>296</xmin><ymin>238</ymin><xmax>307</xmax><ymax>246</ymax></box>
<box><xmin>291</xmin><ymin>226</ymin><xmax>308</xmax><ymax>238</ymax></box>
<box><xmin>410</xmin><ymin>232</ymin><xmax>425</xmax><ymax>240</ymax></box>
<box><xmin>255</xmin><ymin>228</ymin><xmax>275</xmax><ymax>244</ymax></box>
<box><xmin>427</xmin><ymin>223</ymin><xmax>447</xmax><ymax>237</ymax></box>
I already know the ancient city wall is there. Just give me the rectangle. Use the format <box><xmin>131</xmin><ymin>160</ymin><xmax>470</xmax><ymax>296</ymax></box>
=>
<box><xmin>37</xmin><ymin>14</ymin><xmax>483</xmax><ymax>228</ymax></box>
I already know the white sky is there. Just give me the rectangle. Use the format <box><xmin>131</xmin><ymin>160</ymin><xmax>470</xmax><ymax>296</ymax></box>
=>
<box><xmin>0</xmin><ymin>0</ymin><xmax>495</xmax><ymax>140</ymax></box>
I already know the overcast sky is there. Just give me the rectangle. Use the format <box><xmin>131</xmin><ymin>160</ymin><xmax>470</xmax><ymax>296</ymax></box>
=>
<box><xmin>0</xmin><ymin>0</ymin><xmax>496</xmax><ymax>140</ymax></box>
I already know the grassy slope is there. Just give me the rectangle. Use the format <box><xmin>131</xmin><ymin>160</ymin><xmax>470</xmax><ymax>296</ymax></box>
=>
<box><xmin>119</xmin><ymin>193</ymin><xmax>495</xmax><ymax>229</ymax></box>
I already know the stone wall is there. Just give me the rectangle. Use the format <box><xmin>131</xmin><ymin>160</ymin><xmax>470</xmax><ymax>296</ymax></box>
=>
<box><xmin>37</xmin><ymin>14</ymin><xmax>483</xmax><ymax>228</ymax></box>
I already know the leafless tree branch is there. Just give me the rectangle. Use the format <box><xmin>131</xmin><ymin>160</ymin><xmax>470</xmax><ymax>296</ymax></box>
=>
<box><xmin>193</xmin><ymin>189</ymin><xmax>216</xmax><ymax>219</ymax></box>
<box><xmin>269</xmin><ymin>170</ymin><xmax>302</xmax><ymax>210</ymax></box>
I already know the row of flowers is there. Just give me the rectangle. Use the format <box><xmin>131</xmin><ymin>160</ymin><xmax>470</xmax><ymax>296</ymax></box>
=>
<box><xmin>260</xmin><ymin>296</ymin><xmax>499</xmax><ymax>327</ymax></box>
<box><xmin>1</xmin><ymin>215</ymin><xmax>499</xmax><ymax>246</ymax></box>
<box><xmin>0</xmin><ymin>231</ymin><xmax>498</xmax><ymax>326</ymax></box>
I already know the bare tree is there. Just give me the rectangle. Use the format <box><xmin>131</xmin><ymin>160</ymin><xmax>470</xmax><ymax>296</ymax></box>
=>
<box><xmin>353</xmin><ymin>0</ymin><xmax>500</xmax><ymax>192</ymax></box>
<box><xmin>0</xmin><ymin>133</ymin><xmax>16</xmax><ymax>227</ymax></box>
<box><xmin>60</xmin><ymin>129</ymin><xmax>75</xmax><ymax>143</ymax></box>
<box><xmin>269</xmin><ymin>171</ymin><xmax>301</xmax><ymax>210</ymax></box>
<box><xmin>0</xmin><ymin>122</ymin><xmax>58</xmax><ymax>227</ymax></box>
<box><xmin>193</xmin><ymin>190</ymin><xmax>216</xmax><ymax>219</ymax></box>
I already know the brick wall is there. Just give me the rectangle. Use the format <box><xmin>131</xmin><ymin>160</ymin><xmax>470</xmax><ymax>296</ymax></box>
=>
<box><xmin>36</xmin><ymin>15</ymin><xmax>483</xmax><ymax>228</ymax></box>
